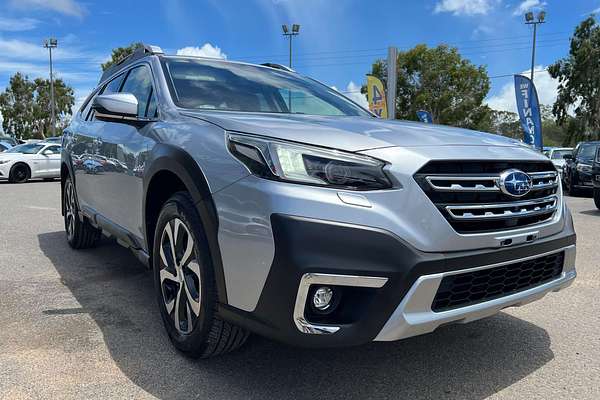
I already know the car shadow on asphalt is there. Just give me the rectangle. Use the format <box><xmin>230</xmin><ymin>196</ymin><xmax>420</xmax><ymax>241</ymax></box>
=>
<box><xmin>38</xmin><ymin>231</ymin><xmax>554</xmax><ymax>400</ymax></box>
<box><xmin>580</xmin><ymin>209</ymin><xmax>600</xmax><ymax>216</ymax></box>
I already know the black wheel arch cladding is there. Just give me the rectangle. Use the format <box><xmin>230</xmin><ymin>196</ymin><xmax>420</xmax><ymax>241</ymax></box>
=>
<box><xmin>143</xmin><ymin>143</ymin><xmax>228</xmax><ymax>304</ymax></box>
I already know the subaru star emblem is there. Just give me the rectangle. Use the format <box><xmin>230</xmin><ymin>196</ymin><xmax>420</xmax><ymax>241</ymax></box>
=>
<box><xmin>498</xmin><ymin>169</ymin><xmax>533</xmax><ymax>197</ymax></box>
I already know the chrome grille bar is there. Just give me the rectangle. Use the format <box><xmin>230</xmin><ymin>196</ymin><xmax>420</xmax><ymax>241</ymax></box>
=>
<box><xmin>425</xmin><ymin>171</ymin><xmax>558</xmax><ymax>192</ymax></box>
<box><xmin>445</xmin><ymin>195</ymin><xmax>558</xmax><ymax>221</ymax></box>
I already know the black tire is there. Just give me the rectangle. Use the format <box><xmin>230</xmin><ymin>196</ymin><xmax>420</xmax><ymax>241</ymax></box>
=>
<box><xmin>153</xmin><ymin>191</ymin><xmax>248</xmax><ymax>358</ymax></box>
<box><xmin>594</xmin><ymin>188</ymin><xmax>600</xmax><ymax>210</ymax></box>
<box><xmin>63</xmin><ymin>177</ymin><xmax>101</xmax><ymax>249</ymax></box>
<box><xmin>9</xmin><ymin>163</ymin><xmax>30</xmax><ymax>183</ymax></box>
<box><xmin>565</xmin><ymin>174</ymin><xmax>579</xmax><ymax>197</ymax></box>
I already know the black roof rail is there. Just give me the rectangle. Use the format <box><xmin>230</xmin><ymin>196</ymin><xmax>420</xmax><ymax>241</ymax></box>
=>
<box><xmin>99</xmin><ymin>44</ymin><xmax>164</xmax><ymax>84</ymax></box>
<box><xmin>261</xmin><ymin>63</ymin><xmax>295</xmax><ymax>72</ymax></box>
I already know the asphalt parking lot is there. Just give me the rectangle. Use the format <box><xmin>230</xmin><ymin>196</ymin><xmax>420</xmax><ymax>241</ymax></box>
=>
<box><xmin>0</xmin><ymin>180</ymin><xmax>598</xmax><ymax>400</ymax></box>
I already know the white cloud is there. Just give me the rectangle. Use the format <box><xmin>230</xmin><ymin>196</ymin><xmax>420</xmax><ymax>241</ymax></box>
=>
<box><xmin>0</xmin><ymin>17</ymin><xmax>40</xmax><ymax>31</ymax></box>
<box><xmin>486</xmin><ymin>66</ymin><xmax>557</xmax><ymax>112</ymax></box>
<box><xmin>9</xmin><ymin>0</ymin><xmax>86</xmax><ymax>18</ymax></box>
<box><xmin>434</xmin><ymin>0</ymin><xmax>499</xmax><ymax>16</ymax></box>
<box><xmin>513</xmin><ymin>0</ymin><xmax>547</xmax><ymax>16</ymax></box>
<box><xmin>176</xmin><ymin>43</ymin><xmax>227</xmax><ymax>59</ymax></box>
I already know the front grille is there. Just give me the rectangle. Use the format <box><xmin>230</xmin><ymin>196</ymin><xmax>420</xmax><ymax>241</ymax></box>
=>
<box><xmin>431</xmin><ymin>252</ymin><xmax>564</xmax><ymax>312</ymax></box>
<box><xmin>414</xmin><ymin>160</ymin><xmax>560</xmax><ymax>233</ymax></box>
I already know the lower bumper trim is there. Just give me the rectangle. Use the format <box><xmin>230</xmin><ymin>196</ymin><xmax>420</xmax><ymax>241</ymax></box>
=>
<box><xmin>374</xmin><ymin>245</ymin><xmax>576</xmax><ymax>342</ymax></box>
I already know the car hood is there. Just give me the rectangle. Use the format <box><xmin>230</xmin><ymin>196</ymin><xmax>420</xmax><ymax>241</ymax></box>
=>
<box><xmin>182</xmin><ymin>111</ymin><xmax>523</xmax><ymax>152</ymax></box>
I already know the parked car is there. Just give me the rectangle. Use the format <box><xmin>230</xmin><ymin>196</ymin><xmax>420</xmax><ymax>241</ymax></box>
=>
<box><xmin>0</xmin><ymin>136</ymin><xmax>19</xmax><ymax>147</ymax></box>
<box><xmin>0</xmin><ymin>141</ymin><xmax>13</xmax><ymax>152</ymax></box>
<box><xmin>593</xmin><ymin>147</ymin><xmax>600</xmax><ymax>210</ymax></box>
<box><xmin>0</xmin><ymin>142</ymin><xmax>62</xmax><ymax>183</ymax></box>
<box><xmin>44</xmin><ymin>136</ymin><xmax>63</xmax><ymax>144</ymax></box>
<box><xmin>545</xmin><ymin>147</ymin><xmax>573</xmax><ymax>178</ymax></box>
<box><xmin>61</xmin><ymin>44</ymin><xmax>577</xmax><ymax>358</ymax></box>
<box><xmin>563</xmin><ymin>141</ymin><xmax>600</xmax><ymax>195</ymax></box>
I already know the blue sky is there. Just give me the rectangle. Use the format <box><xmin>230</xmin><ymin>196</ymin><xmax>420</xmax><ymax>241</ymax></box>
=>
<box><xmin>0</xmin><ymin>0</ymin><xmax>599</xmax><ymax>115</ymax></box>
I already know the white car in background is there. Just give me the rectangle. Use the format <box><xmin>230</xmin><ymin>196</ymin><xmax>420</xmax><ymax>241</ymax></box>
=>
<box><xmin>545</xmin><ymin>147</ymin><xmax>574</xmax><ymax>177</ymax></box>
<box><xmin>0</xmin><ymin>142</ymin><xmax>61</xmax><ymax>183</ymax></box>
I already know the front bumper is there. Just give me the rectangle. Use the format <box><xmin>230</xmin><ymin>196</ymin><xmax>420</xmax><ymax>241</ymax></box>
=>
<box><xmin>219</xmin><ymin>213</ymin><xmax>576</xmax><ymax>348</ymax></box>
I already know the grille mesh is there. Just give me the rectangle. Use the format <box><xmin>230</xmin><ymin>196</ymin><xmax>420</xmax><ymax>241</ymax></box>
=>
<box><xmin>431</xmin><ymin>252</ymin><xmax>564</xmax><ymax>312</ymax></box>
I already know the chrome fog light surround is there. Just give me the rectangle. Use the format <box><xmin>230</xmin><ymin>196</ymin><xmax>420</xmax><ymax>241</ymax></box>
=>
<box><xmin>293</xmin><ymin>273</ymin><xmax>388</xmax><ymax>335</ymax></box>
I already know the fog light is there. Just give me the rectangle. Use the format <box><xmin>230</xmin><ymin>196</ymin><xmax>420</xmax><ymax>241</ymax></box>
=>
<box><xmin>313</xmin><ymin>286</ymin><xmax>334</xmax><ymax>311</ymax></box>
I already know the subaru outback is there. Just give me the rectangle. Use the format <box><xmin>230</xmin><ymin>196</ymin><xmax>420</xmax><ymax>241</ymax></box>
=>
<box><xmin>61</xmin><ymin>44</ymin><xmax>576</xmax><ymax>358</ymax></box>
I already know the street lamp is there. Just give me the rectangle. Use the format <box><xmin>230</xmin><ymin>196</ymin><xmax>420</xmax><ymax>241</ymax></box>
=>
<box><xmin>282</xmin><ymin>24</ymin><xmax>300</xmax><ymax>68</ymax></box>
<box><xmin>43</xmin><ymin>38</ymin><xmax>58</xmax><ymax>138</ymax></box>
<box><xmin>525</xmin><ymin>11</ymin><xmax>546</xmax><ymax>83</ymax></box>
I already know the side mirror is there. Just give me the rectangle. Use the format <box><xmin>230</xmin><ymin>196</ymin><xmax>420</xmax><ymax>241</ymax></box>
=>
<box><xmin>42</xmin><ymin>149</ymin><xmax>52</xmax><ymax>156</ymax></box>
<box><xmin>563</xmin><ymin>154</ymin><xmax>574</xmax><ymax>160</ymax></box>
<box><xmin>92</xmin><ymin>93</ymin><xmax>138</xmax><ymax>121</ymax></box>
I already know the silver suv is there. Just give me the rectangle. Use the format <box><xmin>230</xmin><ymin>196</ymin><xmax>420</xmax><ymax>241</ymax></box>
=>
<box><xmin>61</xmin><ymin>45</ymin><xmax>576</xmax><ymax>358</ymax></box>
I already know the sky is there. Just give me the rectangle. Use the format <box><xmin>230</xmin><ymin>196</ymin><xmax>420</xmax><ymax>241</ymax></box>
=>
<box><xmin>0</xmin><ymin>0</ymin><xmax>599</xmax><ymax>117</ymax></box>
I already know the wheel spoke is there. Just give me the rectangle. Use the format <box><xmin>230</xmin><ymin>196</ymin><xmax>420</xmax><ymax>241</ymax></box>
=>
<box><xmin>179</xmin><ymin>230</ymin><xmax>194</xmax><ymax>268</ymax></box>
<box><xmin>174</xmin><ymin>285</ymin><xmax>183</xmax><ymax>333</ymax></box>
<box><xmin>160</xmin><ymin>221</ymin><xmax>177</xmax><ymax>269</ymax></box>
<box><xmin>183</xmin><ymin>261</ymin><xmax>201</xmax><ymax>316</ymax></box>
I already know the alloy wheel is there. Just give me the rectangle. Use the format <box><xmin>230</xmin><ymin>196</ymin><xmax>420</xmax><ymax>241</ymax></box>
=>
<box><xmin>64</xmin><ymin>181</ymin><xmax>76</xmax><ymax>240</ymax></box>
<box><xmin>159</xmin><ymin>218</ymin><xmax>201</xmax><ymax>335</ymax></box>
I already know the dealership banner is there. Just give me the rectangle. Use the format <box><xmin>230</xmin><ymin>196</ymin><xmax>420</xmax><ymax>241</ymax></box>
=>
<box><xmin>514</xmin><ymin>74</ymin><xmax>543</xmax><ymax>150</ymax></box>
<box><xmin>416</xmin><ymin>110</ymin><xmax>433</xmax><ymax>123</ymax></box>
<box><xmin>366</xmin><ymin>75</ymin><xmax>388</xmax><ymax>118</ymax></box>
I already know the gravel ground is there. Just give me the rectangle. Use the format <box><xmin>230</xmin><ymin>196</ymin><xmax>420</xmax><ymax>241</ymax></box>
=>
<box><xmin>0</xmin><ymin>180</ymin><xmax>598</xmax><ymax>400</ymax></box>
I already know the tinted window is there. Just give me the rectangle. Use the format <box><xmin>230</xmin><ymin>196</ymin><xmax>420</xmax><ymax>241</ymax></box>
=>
<box><xmin>121</xmin><ymin>65</ymin><xmax>154</xmax><ymax>117</ymax></box>
<box><xmin>44</xmin><ymin>145</ymin><xmax>61</xmax><ymax>154</ymax></box>
<box><xmin>552</xmin><ymin>150</ymin><xmax>572</xmax><ymax>159</ymax></box>
<box><xmin>163</xmin><ymin>58</ymin><xmax>370</xmax><ymax>117</ymax></box>
<box><xmin>579</xmin><ymin>144</ymin><xmax>598</xmax><ymax>159</ymax></box>
<box><xmin>6</xmin><ymin>143</ymin><xmax>44</xmax><ymax>154</ymax></box>
<box><xmin>102</xmin><ymin>74</ymin><xmax>125</xmax><ymax>94</ymax></box>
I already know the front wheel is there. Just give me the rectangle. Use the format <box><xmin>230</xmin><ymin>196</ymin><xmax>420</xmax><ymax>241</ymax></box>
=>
<box><xmin>594</xmin><ymin>188</ymin><xmax>600</xmax><ymax>210</ymax></box>
<box><xmin>9</xmin><ymin>163</ymin><xmax>29</xmax><ymax>183</ymax></box>
<box><xmin>565</xmin><ymin>174</ymin><xmax>579</xmax><ymax>197</ymax></box>
<box><xmin>153</xmin><ymin>192</ymin><xmax>248</xmax><ymax>358</ymax></box>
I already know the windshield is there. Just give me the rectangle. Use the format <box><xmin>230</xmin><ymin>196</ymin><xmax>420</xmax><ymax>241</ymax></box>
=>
<box><xmin>579</xmin><ymin>144</ymin><xmax>598</xmax><ymax>159</ymax></box>
<box><xmin>5</xmin><ymin>143</ymin><xmax>44</xmax><ymax>154</ymax></box>
<box><xmin>162</xmin><ymin>57</ymin><xmax>371</xmax><ymax>117</ymax></box>
<box><xmin>552</xmin><ymin>150</ymin><xmax>572</xmax><ymax>159</ymax></box>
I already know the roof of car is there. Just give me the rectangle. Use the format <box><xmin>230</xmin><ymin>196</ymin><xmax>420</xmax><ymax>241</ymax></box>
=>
<box><xmin>99</xmin><ymin>43</ymin><xmax>295</xmax><ymax>85</ymax></box>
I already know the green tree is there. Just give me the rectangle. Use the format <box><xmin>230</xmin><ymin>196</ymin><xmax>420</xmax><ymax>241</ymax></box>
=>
<box><xmin>548</xmin><ymin>16</ymin><xmax>600</xmax><ymax>141</ymax></box>
<box><xmin>489</xmin><ymin>110</ymin><xmax>522</xmax><ymax>139</ymax></box>
<box><xmin>0</xmin><ymin>73</ymin><xmax>35</xmax><ymax>139</ymax></box>
<box><xmin>32</xmin><ymin>78</ymin><xmax>75</xmax><ymax>138</ymax></box>
<box><xmin>0</xmin><ymin>73</ymin><xmax>74</xmax><ymax>140</ymax></box>
<box><xmin>102</xmin><ymin>42</ymin><xmax>143</xmax><ymax>71</ymax></box>
<box><xmin>366</xmin><ymin>44</ymin><xmax>492</xmax><ymax>130</ymax></box>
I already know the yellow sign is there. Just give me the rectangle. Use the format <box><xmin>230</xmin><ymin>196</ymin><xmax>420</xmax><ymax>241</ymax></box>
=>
<box><xmin>367</xmin><ymin>75</ymin><xmax>388</xmax><ymax>118</ymax></box>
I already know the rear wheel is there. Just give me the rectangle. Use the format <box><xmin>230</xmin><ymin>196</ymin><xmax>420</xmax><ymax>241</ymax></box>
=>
<box><xmin>63</xmin><ymin>177</ymin><xmax>101</xmax><ymax>249</ymax></box>
<box><xmin>9</xmin><ymin>163</ymin><xmax>30</xmax><ymax>183</ymax></box>
<box><xmin>594</xmin><ymin>188</ymin><xmax>600</xmax><ymax>210</ymax></box>
<box><xmin>153</xmin><ymin>192</ymin><xmax>248</xmax><ymax>358</ymax></box>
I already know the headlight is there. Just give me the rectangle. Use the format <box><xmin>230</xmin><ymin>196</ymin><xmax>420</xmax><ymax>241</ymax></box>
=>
<box><xmin>577</xmin><ymin>163</ymin><xmax>592</xmax><ymax>173</ymax></box>
<box><xmin>0</xmin><ymin>160</ymin><xmax>11</xmax><ymax>165</ymax></box>
<box><xmin>227</xmin><ymin>133</ymin><xmax>393</xmax><ymax>191</ymax></box>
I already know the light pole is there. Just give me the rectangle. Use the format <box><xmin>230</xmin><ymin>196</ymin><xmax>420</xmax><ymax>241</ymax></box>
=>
<box><xmin>43</xmin><ymin>38</ymin><xmax>58</xmax><ymax>138</ymax></box>
<box><xmin>525</xmin><ymin>10</ymin><xmax>546</xmax><ymax>83</ymax></box>
<box><xmin>282</xmin><ymin>24</ymin><xmax>300</xmax><ymax>69</ymax></box>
